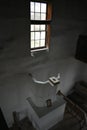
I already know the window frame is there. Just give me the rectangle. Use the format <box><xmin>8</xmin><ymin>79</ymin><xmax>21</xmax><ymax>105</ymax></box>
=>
<box><xmin>30</xmin><ymin>0</ymin><xmax>52</xmax><ymax>53</ymax></box>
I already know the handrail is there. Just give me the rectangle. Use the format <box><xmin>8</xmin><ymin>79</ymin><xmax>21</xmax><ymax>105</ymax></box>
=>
<box><xmin>28</xmin><ymin>73</ymin><xmax>60</xmax><ymax>86</ymax></box>
<box><xmin>57</xmin><ymin>90</ymin><xmax>87</xmax><ymax>127</ymax></box>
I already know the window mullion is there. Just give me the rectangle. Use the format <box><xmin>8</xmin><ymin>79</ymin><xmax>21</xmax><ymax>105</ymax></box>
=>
<box><xmin>31</xmin><ymin>20</ymin><xmax>51</xmax><ymax>24</ymax></box>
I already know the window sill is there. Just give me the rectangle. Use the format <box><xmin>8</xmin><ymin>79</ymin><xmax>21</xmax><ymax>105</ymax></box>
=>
<box><xmin>31</xmin><ymin>47</ymin><xmax>49</xmax><ymax>56</ymax></box>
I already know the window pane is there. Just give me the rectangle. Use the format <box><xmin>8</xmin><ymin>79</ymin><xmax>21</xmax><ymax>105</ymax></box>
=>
<box><xmin>41</xmin><ymin>3</ymin><xmax>46</xmax><ymax>13</ymax></box>
<box><xmin>30</xmin><ymin>2</ymin><xmax>34</xmax><ymax>12</ymax></box>
<box><xmin>40</xmin><ymin>40</ymin><xmax>45</xmax><ymax>47</ymax></box>
<box><xmin>35</xmin><ymin>40</ymin><xmax>40</xmax><ymax>47</ymax></box>
<box><xmin>35</xmin><ymin>13</ymin><xmax>40</xmax><ymax>20</ymax></box>
<box><xmin>31</xmin><ymin>25</ymin><xmax>34</xmax><ymax>31</ymax></box>
<box><xmin>41</xmin><ymin>13</ymin><xmax>46</xmax><ymax>20</ymax></box>
<box><xmin>41</xmin><ymin>25</ymin><xmax>45</xmax><ymax>30</ymax></box>
<box><xmin>41</xmin><ymin>32</ymin><xmax>45</xmax><ymax>39</ymax></box>
<box><xmin>31</xmin><ymin>40</ymin><xmax>35</xmax><ymax>48</ymax></box>
<box><xmin>34</xmin><ymin>25</ymin><xmax>45</xmax><ymax>31</ymax></box>
<box><xmin>35</xmin><ymin>2</ymin><xmax>40</xmax><ymax>12</ymax></box>
<box><xmin>31</xmin><ymin>13</ymin><xmax>34</xmax><ymax>20</ymax></box>
<box><xmin>35</xmin><ymin>32</ymin><xmax>40</xmax><ymax>40</ymax></box>
<box><xmin>31</xmin><ymin>32</ymin><xmax>34</xmax><ymax>40</ymax></box>
<box><xmin>35</xmin><ymin>25</ymin><xmax>40</xmax><ymax>31</ymax></box>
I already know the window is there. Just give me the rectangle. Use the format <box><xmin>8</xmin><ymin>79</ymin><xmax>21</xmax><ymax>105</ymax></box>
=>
<box><xmin>30</xmin><ymin>0</ymin><xmax>52</xmax><ymax>53</ymax></box>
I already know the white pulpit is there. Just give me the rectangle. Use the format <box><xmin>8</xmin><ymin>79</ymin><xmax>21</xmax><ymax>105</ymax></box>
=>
<box><xmin>27</xmin><ymin>96</ymin><xmax>66</xmax><ymax>130</ymax></box>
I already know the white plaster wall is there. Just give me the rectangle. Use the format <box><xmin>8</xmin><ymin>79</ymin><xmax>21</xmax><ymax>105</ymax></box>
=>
<box><xmin>0</xmin><ymin>0</ymin><xmax>87</xmax><ymax>127</ymax></box>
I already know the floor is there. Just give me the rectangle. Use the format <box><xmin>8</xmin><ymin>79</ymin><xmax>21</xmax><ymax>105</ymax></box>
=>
<box><xmin>49</xmin><ymin>112</ymin><xmax>81</xmax><ymax>130</ymax></box>
<box><xmin>10</xmin><ymin>113</ymin><xmax>82</xmax><ymax>130</ymax></box>
<box><xmin>10</xmin><ymin>110</ymin><xmax>86</xmax><ymax>130</ymax></box>
<box><xmin>9</xmin><ymin>117</ymin><xmax>36</xmax><ymax>130</ymax></box>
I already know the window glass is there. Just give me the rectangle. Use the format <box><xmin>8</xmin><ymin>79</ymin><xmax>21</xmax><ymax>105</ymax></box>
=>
<box><xmin>31</xmin><ymin>25</ymin><xmax>34</xmax><ymax>31</ymax></box>
<box><xmin>35</xmin><ymin>32</ymin><xmax>40</xmax><ymax>40</ymax></box>
<box><xmin>41</xmin><ymin>3</ymin><xmax>46</xmax><ymax>13</ymax></box>
<box><xmin>40</xmin><ymin>40</ymin><xmax>45</xmax><ymax>47</ymax></box>
<box><xmin>31</xmin><ymin>32</ymin><xmax>34</xmax><ymax>40</ymax></box>
<box><xmin>35</xmin><ymin>40</ymin><xmax>40</xmax><ymax>47</ymax></box>
<box><xmin>31</xmin><ymin>2</ymin><xmax>34</xmax><ymax>12</ymax></box>
<box><xmin>34</xmin><ymin>25</ymin><xmax>40</xmax><ymax>31</ymax></box>
<box><xmin>41</xmin><ymin>32</ymin><xmax>45</xmax><ymax>39</ymax></box>
<box><xmin>31</xmin><ymin>41</ymin><xmax>34</xmax><ymax>48</ymax></box>
<box><xmin>41</xmin><ymin>25</ymin><xmax>45</xmax><ymax>30</ymax></box>
<box><xmin>41</xmin><ymin>13</ymin><xmax>46</xmax><ymax>20</ymax></box>
<box><xmin>35</xmin><ymin>13</ymin><xmax>40</xmax><ymax>20</ymax></box>
<box><xmin>35</xmin><ymin>3</ymin><xmax>40</xmax><ymax>12</ymax></box>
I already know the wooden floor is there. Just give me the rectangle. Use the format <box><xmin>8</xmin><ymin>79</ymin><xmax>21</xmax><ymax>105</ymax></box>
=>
<box><xmin>49</xmin><ymin>112</ymin><xmax>81</xmax><ymax>130</ymax></box>
<box><xmin>9</xmin><ymin>117</ymin><xmax>36</xmax><ymax>130</ymax></box>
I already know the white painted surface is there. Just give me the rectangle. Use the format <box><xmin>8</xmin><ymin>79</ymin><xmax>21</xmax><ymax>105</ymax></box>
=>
<box><xmin>27</xmin><ymin>97</ymin><xmax>66</xmax><ymax>130</ymax></box>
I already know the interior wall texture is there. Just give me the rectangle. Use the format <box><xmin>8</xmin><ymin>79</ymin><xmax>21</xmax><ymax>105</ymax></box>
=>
<box><xmin>0</xmin><ymin>0</ymin><xmax>87</xmax><ymax>127</ymax></box>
